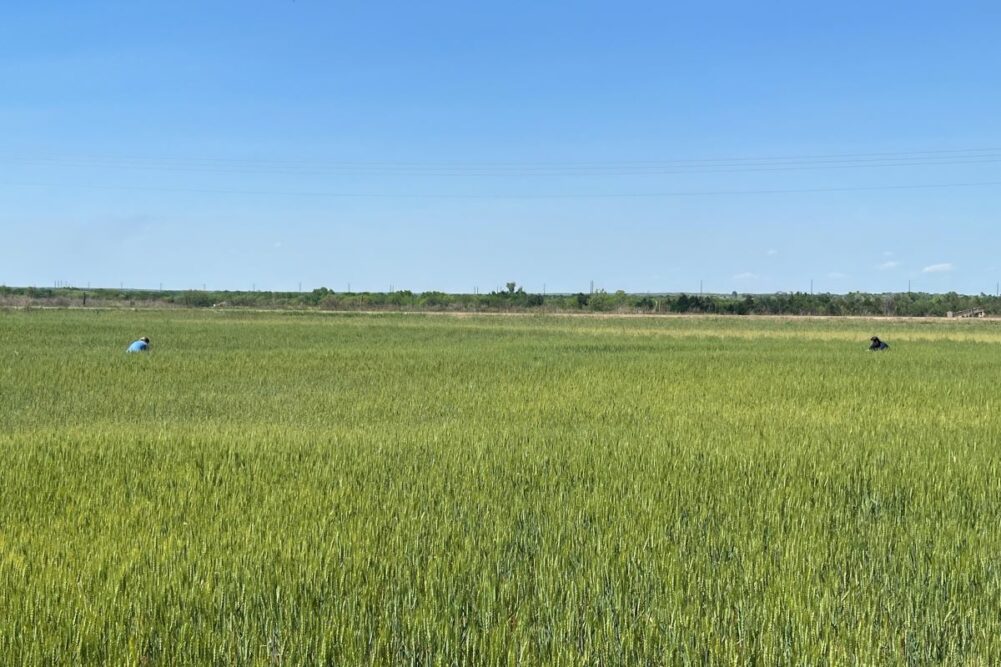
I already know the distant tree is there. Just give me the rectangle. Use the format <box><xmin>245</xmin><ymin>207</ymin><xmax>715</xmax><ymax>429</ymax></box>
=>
<box><xmin>180</xmin><ymin>290</ymin><xmax>213</xmax><ymax>308</ymax></box>
<box><xmin>319</xmin><ymin>293</ymin><xmax>342</xmax><ymax>310</ymax></box>
<box><xmin>589</xmin><ymin>290</ymin><xmax>613</xmax><ymax>312</ymax></box>
<box><xmin>304</xmin><ymin>287</ymin><xmax>330</xmax><ymax>306</ymax></box>
<box><xmin>419</xmin><ymin>291</ymin><xmax>449</xmax><ymax>308</ymax></box>
<box><xmin>635</xmin><ymin>296</ymin><xmax>655</xmax><ymax>311</ymax></box>
<box><xmin>672</xmin><ymin>293</ymin><xmax>691</xmax><ymax>313</ymax></box>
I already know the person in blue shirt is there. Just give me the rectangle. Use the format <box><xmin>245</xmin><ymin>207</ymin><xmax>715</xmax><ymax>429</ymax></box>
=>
<box><xmin>127</xmin><ymin>336</ymin><xmax>150</xmax><ymax>353</ymax></box>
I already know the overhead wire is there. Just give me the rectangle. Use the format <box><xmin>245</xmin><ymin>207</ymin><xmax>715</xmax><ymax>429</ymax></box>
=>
<box><xmin>1</xmin><ymin>146</ymin><xmax>999</xmax><ymax>199</ymax></box>
<box><xmin>1</xmin><ymin>147</ymin><xmax>1001</xmax><ymax>176</ymax></box>
<box><xmin>2</xmin><ymin>179</ymin><xmax>999</xmax><ymax>199</ymax></box>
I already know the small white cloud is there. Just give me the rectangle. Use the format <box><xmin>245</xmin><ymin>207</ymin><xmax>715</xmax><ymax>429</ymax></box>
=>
<box><xmin>922</xmin><ymin>262</ymin><xmax>953</xmax><ymax>273</ymax></box>
<box><xmin>274</xmin><ymin>241</ymin><xmax>283</xmax><ymax>249</ymax></box>
<box><xmin>827</xmin><ymin>272</ymin><xmax>847</xmax><ymax>279</ymax></box>
<box><xmin>766</xmin><ymin>249</ymin><xmax>778</xmax><ymax>256</ymax></box>
<box><xmin>882</xmin><ymin>250</ymin><xmax>894</xmax><ymax>257</ymax></box>
<box><xmin>733</xmin><ymin>272</ymin><xmax>758</xmax><ymax>280</ymax></box>
<box><xmin>877</xmin><ymin>260</ymin><xmax>900</xmax><ymax>270</ymax></box>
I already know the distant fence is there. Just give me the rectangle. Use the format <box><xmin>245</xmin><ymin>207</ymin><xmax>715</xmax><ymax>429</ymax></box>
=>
<box><xmin>946</xmin><ymin>308</ymin><xmax>986</xmax><ymax>319</ymax></box>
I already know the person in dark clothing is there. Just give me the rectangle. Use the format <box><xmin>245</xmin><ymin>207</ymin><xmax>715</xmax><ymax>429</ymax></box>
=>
<box><xmin>869</xmin><ymin>336</ymin><xmax>889</xmax><ymax>351</ymax></box>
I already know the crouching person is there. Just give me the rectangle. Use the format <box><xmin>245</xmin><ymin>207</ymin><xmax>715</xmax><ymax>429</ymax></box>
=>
<box><xmin>127</xmin><ymin>336</ymin><xmax>150</xmax><ymax>353</ymax></box>
<box><xmin>869</xmin><ymin>336</ymin><xmax>889</xmax><ymax>351</ymax></box>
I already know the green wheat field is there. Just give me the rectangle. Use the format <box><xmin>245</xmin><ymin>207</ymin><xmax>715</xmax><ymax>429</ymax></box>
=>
<box><xmin>2</xmin><ymin>309</ymin><xmax>1000</xmax><ymax>665</ymax></box>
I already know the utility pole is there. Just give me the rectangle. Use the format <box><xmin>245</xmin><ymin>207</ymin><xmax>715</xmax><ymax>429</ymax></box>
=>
<box><xmin>590</xmin><ymin>280</ymin><xmax>594</xmax><ymax>295</ymax></box>
<box><xmin>810</xmin><ymin>279</ymin><xmax>813</xmax><ymax>295</ymax></box>
<box><xmin>299</xmin><ymin>282</ymin><xmax>302</xmax><ymax>293</ymax></box>
<box><xmin>908</xmin><ymin>279</ymin><xmax>911</xmax><ymax>294</ymax></box>
<box><xmin>700</xmin><ymin>280</ymin><xmax>703</xmax><ymax>296</ymax></box>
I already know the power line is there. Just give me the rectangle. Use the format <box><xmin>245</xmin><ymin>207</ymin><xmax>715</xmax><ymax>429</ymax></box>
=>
<box><xmin>3</xmin><ymin>145</ymin><xmax>1000</xmax><ymax>166</ymax></box>
<box><xmin>2</xmin><ymin>147</ymin><xmax>1001</xmax><ymax>177</ymax></box>
<box><xmin>2</xmin><ymin>179</ymin><xmax>1000</xmax><ymax>199</ymax></box>
<box><xmin>4</xmin><ymin>155</ymin><xmax>1000</xmax><ymax>176</ymax></box>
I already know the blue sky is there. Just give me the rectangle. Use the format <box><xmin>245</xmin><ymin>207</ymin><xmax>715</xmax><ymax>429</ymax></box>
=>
<box><xmin>2</xmin><ymin>1</ymin><xmax>999</xmax><ymax>294</ymax></box>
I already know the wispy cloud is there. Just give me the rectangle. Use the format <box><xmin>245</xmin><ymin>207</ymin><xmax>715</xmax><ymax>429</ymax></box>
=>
<box><xmin>922</xmin><ymin>263</ymin><xmax>953</xmax><ymax>273</ymax></box>
<box><xmin>877</xmin><ymin>260</ymin><xmax>900</xmax><ymax>270</ymax></box>
<box><xmin>766</xmin><ymin>249</ymin><xmax>778</xmax><ymax>256</ymax></box>
<box><xmin>733</xmin><ymin>272</ymin><xmax>758</xmax><ymax>280</ymax></box>
<box><xmin>882</xmin><ymin>250</ymin><xmax>894</xmax><ymax>257</ymax></box>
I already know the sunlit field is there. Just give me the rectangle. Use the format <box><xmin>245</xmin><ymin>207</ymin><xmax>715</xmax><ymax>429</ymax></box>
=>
<box><xmin>2</xmin><ymin>309</ymin><xmax>1001</xmax><ymax>665</ymax></box>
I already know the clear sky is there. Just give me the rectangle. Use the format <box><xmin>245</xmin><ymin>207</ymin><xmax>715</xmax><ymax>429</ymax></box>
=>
<box><xmin>2</xmin><ymin>1</ymin><xmax>999</xmax><ymax>294</ymax></box>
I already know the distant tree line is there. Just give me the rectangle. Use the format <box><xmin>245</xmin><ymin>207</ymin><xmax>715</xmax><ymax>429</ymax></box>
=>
<box><xmin>1</xmin><ymin>284</ymin><xmax>999</xmax><ymax>317</ymax></box>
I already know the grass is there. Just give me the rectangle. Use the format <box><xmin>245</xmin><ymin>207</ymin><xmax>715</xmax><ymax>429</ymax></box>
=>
<box><xmin>2</xmin><ymin>309</ymin><xmax>1001</xmax><ymax>665</ymax></box>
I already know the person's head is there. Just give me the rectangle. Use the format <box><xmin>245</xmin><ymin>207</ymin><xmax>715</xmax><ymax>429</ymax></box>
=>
<box><xmin>870</xmin><ymin>336</ymin><xmax>879</xmax><ymax>342</ymax></box>
<box><xmin>141</xmin><ymin>336</ymin><xmax>150</xmax><ymax>344</ymax></box>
